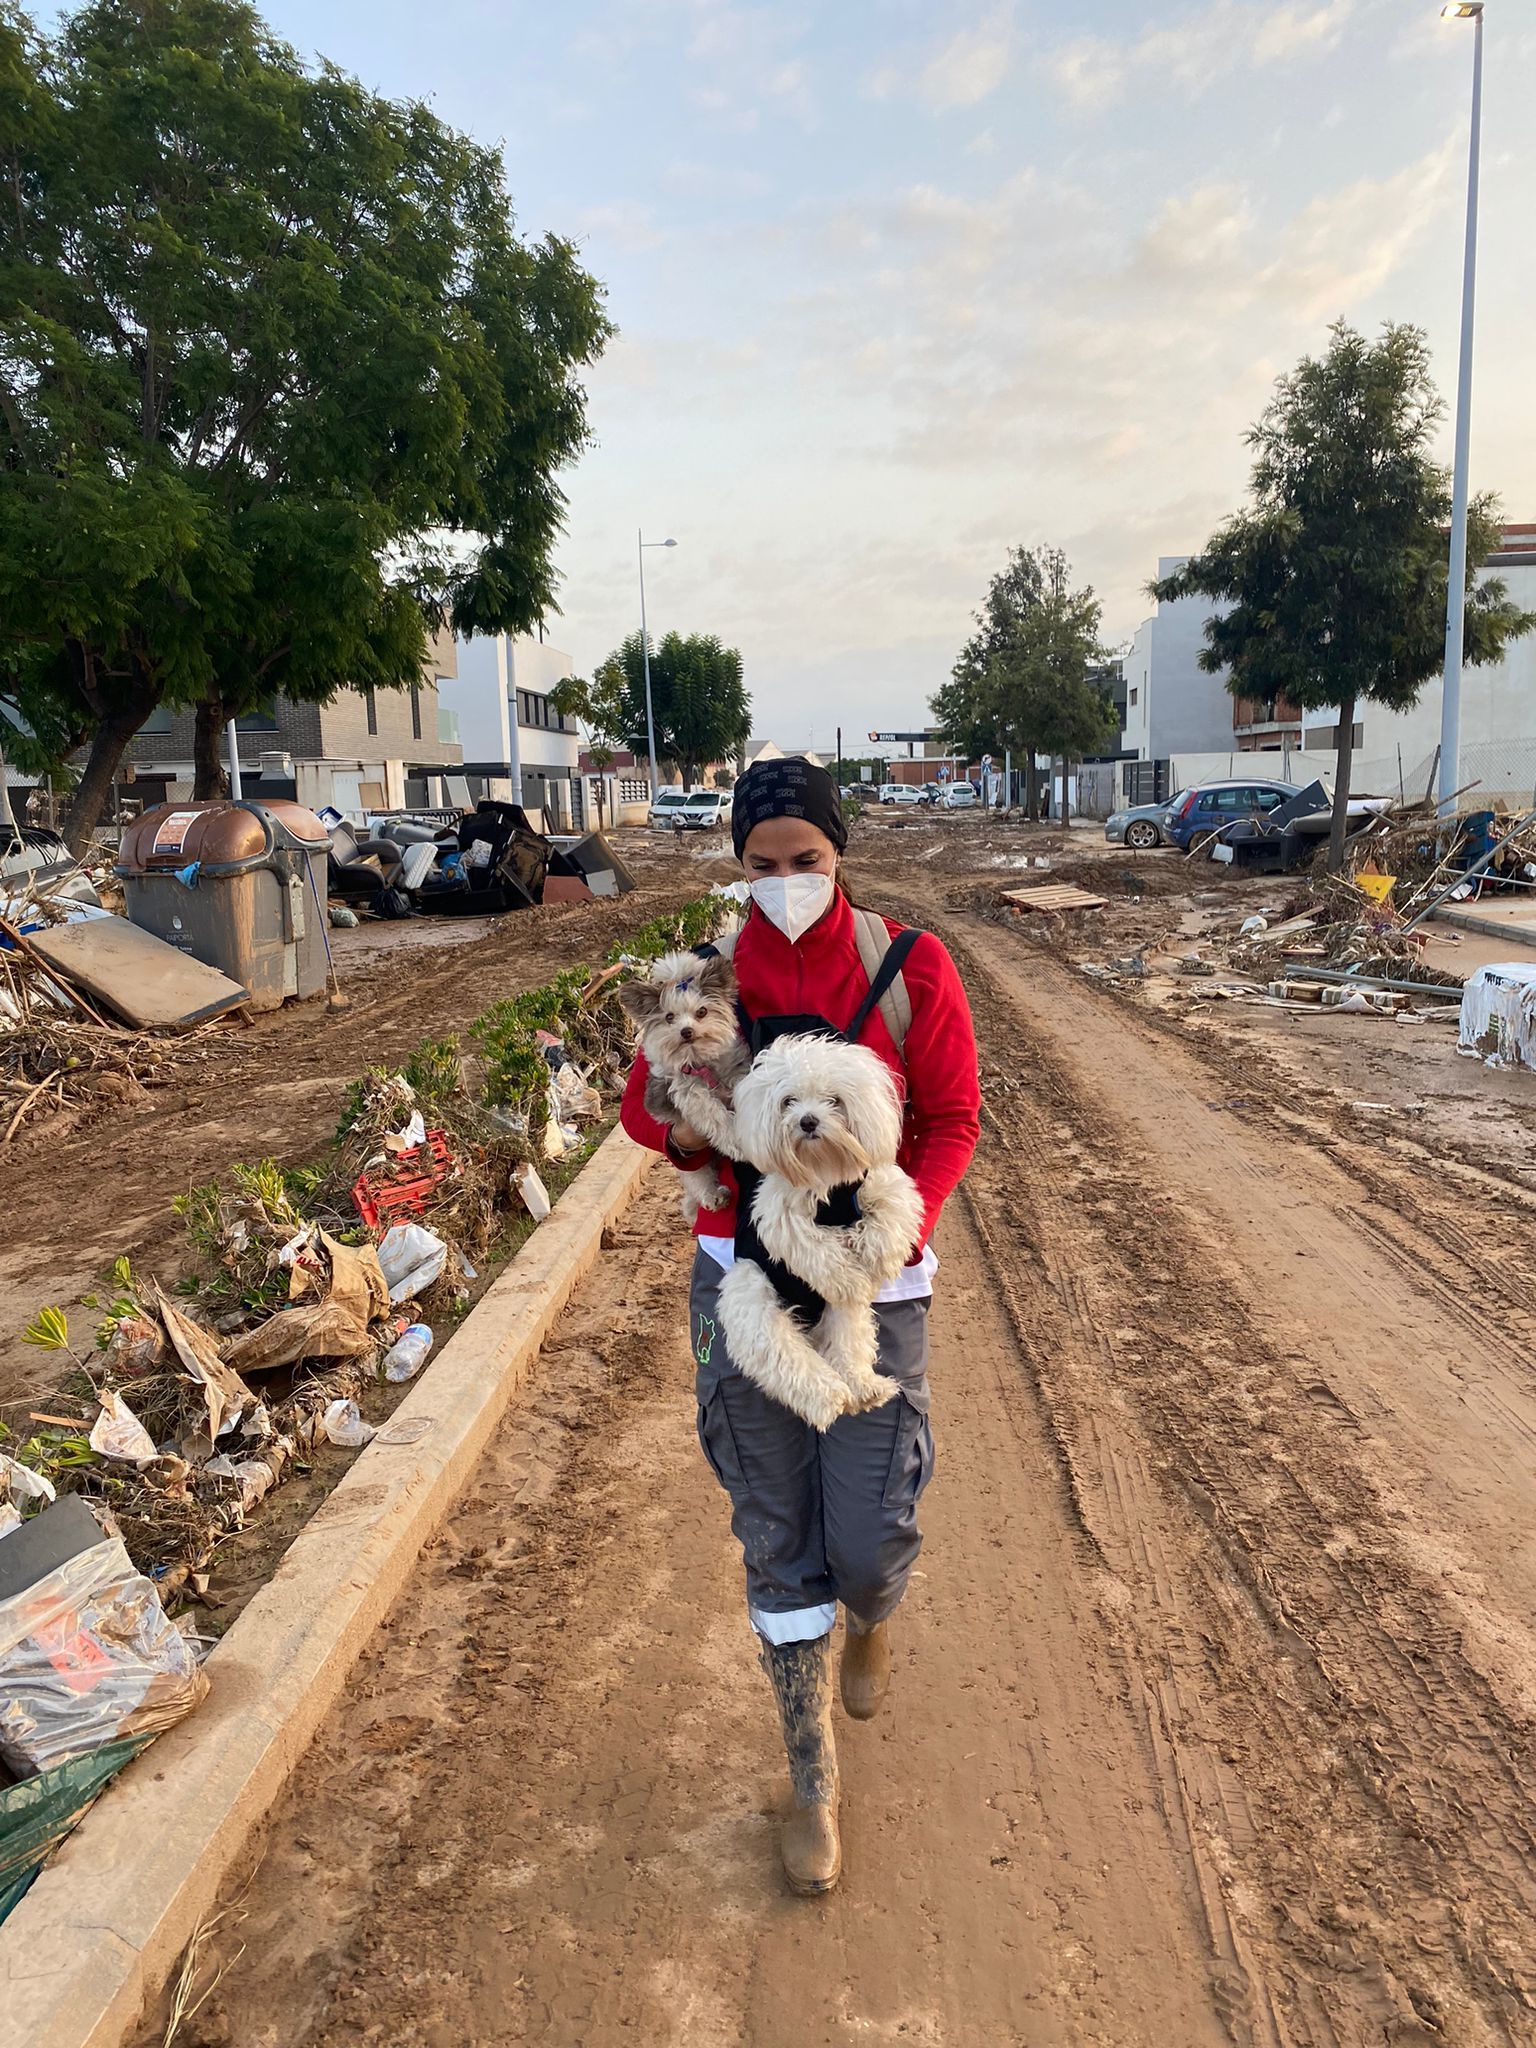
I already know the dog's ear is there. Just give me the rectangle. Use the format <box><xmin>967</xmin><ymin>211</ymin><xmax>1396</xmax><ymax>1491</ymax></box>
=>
<box><xmin>618</xmin><ymin>978</ymin><xmax>662</xmax><ymax>1024</ymax></box>
<box><xmin>696</xmin><ymin>953</ymin><xmax>736</xmax><ymax>998</ymax></box>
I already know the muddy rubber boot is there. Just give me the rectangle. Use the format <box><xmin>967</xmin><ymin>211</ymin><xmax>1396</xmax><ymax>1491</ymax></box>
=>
<box><xmin>761</xmin><ymin>1636</ymin><xmax>841</xmax><ymax>1895</ymax></box>
<box><xmin>840</xmin><ymin>1615</ymin><xmax>891</xmax><ymax>1721</ymax></box>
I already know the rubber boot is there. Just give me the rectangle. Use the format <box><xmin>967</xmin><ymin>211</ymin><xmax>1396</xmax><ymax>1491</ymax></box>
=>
<box><xmin>840</xmin><ymin>1614</ymin><xmax>891</xmax><ymax>1721</ymax></box>
<box><xmin>761</xmin><ymin>1635</ymin><xmax>841</xmax><ymax>1895</ymax></box>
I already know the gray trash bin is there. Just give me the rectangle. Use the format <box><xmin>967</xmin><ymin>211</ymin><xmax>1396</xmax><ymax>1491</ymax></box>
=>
<box><xmin>117</xmin><ymin>800</ymin><xmax>331</xmax><ymax>1011</ymax></box>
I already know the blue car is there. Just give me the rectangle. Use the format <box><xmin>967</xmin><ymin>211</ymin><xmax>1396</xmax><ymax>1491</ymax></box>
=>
<box><xmin>1164</xmin><ymin>778</ymin><xmax>1301</xmax><ymax>852</ymax></box>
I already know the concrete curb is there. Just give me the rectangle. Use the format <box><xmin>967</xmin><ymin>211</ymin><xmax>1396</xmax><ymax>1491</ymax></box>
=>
<box><xmin>1429</xmin><ymin>904</ymin><xmax>1536</xmax><ymax>952</ymax></box>
<box><xmin>1</xmin><ymin>1126</ymin><xmax>656</xmax><ymax>2048</ymax></box>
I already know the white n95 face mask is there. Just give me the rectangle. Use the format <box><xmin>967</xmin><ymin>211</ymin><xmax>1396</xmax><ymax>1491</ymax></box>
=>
<box><xmin>750</xmin><ymin>873</ymin><xmax>834</xmax><ymax>942</ymax></box>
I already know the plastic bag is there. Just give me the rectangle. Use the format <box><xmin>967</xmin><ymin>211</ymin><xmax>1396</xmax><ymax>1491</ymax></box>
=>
<box><xmin>0</xmin><ymin>1505</ymin><xmax>20</xmax><ymax>1542</ymax></box>
<box><xmin>376</xmin><ymin>1222</ymin><xmax>448</xmax><ymax>1304</ymax></box>
<box><xmin>321</xmin><ymin>1399</ymin><xmax>375</xmax><ymax>1449</ymax></box>
<box><xmin>552</xmin><ymin>1062</ymin><xmax>601</xmax><ymax>1123</ymax></box>
<box><xmin>0</xmin><ymin>1524</ymin><xmax>209</xmax><ymax>1776</ymax></box>
<box><xmin>0</xmin><ymin>1456</ymin><xmax>56</xmax><ymax>1506</ymax></box>
<box><xmin>88</xmin><ymin>1392</ymin><xmax>157</xmax><ymax>1467</ymax></box>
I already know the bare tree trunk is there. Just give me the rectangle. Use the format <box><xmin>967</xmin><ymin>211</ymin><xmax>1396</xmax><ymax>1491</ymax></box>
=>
<box><xmin>63</xmin><ymin>699</ymin><xmax>155</xmax><ymax>856</ymax></box>
<box><xmin>193</xmin><ymin>697</ymin><xmax>231</xmax><ymax>799</ymax></box>
<box><xmin>1327</xmin><ymin>691</ymin><xmax>1357</xmax><ymax>875</ymax></box>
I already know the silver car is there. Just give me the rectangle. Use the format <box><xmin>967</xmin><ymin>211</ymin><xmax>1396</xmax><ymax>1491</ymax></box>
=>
<box><xmin>1104</xmin><ymin>801</ymin><xmax>1170</xmax><ymax>851</ymax></box>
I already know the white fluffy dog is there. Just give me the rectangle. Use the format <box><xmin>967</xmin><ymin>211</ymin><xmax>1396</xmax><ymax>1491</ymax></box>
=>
<box><xmin>719</xmin><ymin>1033</ymin><xmax>925</xmax><ymax>1431</ymax></box>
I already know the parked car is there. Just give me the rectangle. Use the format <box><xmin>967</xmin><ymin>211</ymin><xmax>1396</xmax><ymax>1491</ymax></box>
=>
<box><xmin>1163</xmin><ymin>778</ymin><xmax>1301</xmax><ymax>852</ymax></box>
<box><xmin>1104</xmin><ymin>800</ymin><xmax>1172</xmax><ymax>850</ymax></box>
<box><xmin>879</xmin><ymin>783</ymin><xmax>923</xmax><ymax>806</ymax></box>
<box><xmin>942</xmin><ymin>781</ymin><xmax>978</xmax><ymax>810</ymax></box>
<box><xmin>649</xmin><ymin>788</ymin><xmax>731</xmax><ymax>831</ymax></box>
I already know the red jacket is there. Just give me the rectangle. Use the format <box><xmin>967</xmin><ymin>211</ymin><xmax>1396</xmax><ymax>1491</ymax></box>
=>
<box><xmin>619</xmin><ymin>892</ymin><xmax>980</xmax><ymax>1259</ymax></box>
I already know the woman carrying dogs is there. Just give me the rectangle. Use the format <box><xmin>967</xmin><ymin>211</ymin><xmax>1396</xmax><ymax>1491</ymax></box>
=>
<box><xmin>620</xmin><ymin>757</ymin><xmax>980</xmax><ymax>1896</ymax></box>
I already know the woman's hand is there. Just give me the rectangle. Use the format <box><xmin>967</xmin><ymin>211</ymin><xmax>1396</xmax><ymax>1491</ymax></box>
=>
<box><xmin>670</xmin><ymin>1120</ymin><xmax>707</xmax><ymax>1153</ymax></box>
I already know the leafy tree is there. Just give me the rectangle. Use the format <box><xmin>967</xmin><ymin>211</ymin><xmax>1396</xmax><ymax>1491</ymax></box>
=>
<box><xmin>1152</xmin><ymin>322</ymin><xmax>1536</xmax><ymax>871</ymax></box>
<box><xmin>601</xmin><ymin>630</ymin><xmax>750</xmax><ymax>789</ymax></box>
<box><xmin>933</xmin><ymin>545</ymin><xmax>1112</xmax><ymax>819</ymax></box>
<box><xmin>0</xmin><ymin>0</ymin><xmax>611</xmax><ymax>847</ymax></box>
<box><xmin>549</xmin><ymin>654</ymin><xmax>629</xmax><ymax>830</ymax></box>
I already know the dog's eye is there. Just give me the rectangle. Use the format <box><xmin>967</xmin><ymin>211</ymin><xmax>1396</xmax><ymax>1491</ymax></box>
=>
<box><xmin>696</xmin><ymin>1004</ymin><xmax>708</xmax><ymax>1017</ymax></box>
<box><xmin>781</xmin><ymin>1094</ymin><xmax>795</xmax><ymax>1113</ymax></box>
<box><xmin>829</xmin><ymin>1097</ymin><xmax>845</xmax><ymax>1116</ymax></box>
<box><xmin>664</xmin><ymin>1012</ymin><xmax>674</xmax><ymax>1024</ymax></box>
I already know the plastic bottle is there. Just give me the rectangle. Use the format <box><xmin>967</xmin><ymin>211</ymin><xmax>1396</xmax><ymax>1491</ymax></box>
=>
<box><xmin>382</xmin><ymin>1323</ymin><xmax>434</xmax><ymax>1383</ymax></box>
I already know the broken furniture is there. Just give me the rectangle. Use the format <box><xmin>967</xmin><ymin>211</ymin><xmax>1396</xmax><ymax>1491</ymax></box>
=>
<box><xmin>323</xmin><ymin>819</ymin><xmax>414</xmax><ymax>919</ymax></box>
<box><xmin>23</xmin><ymin>915</ymin><xmax>249</xmax><ymax>1030</ymax></box>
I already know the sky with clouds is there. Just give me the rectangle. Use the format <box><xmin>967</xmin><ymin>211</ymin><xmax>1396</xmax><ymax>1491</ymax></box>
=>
<box><xmin>253</xmin><ymin>0</ymin><xmax>1535</xmax><ymax>753</ymax></box>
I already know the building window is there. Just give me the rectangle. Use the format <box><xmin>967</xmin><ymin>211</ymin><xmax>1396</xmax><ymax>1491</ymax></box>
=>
<box><xmin>366</xmin><ymin>689</ymin><xmax>378</xmax><ymax>737</ymax></box>
<box><xmin>1128</xmin><ymin>687</ymin><xmax>1138</xmax><ymax>707</ymax></box>
<box><xmin>410</xmin><ymin>683</ymin><xmax>422</xmax><ymax>741</ymax></box>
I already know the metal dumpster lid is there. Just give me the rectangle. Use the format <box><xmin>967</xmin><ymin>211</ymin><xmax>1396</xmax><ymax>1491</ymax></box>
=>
<box><xmin>117</xmin><ymin>800</ymin><xmax>329</xmax><ymax>873</ymax></box>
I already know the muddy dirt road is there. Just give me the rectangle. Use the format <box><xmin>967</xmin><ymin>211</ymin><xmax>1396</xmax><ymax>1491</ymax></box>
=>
<box><xmin>145</xmin><ymin>875</ymin><xmax>1536</xmax><ymax>2048</ymax></box>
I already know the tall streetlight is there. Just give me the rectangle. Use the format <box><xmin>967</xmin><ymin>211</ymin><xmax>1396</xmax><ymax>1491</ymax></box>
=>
<box><xmin>1437</xmin><ymin>0</ymin><xmax>1484</xmax><ymax>817</ymax></box>
<box><xmin>638</xmin><ymin>531</ymin><xmax>677</xmax><ymax>796</ymax></box>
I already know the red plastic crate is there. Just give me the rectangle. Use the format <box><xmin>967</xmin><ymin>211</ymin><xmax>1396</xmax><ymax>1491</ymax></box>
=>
<box><xmin>352</xmin><ymin>1128</ymin><xmax>455</xmax><ymax>1229</ymax></box>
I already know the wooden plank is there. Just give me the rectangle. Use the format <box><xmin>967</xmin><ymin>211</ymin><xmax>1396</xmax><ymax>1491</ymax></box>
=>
<box><xmin>1000</xmin><ymin>884</ymin><xmax>1110</xmax><ymax>913</ymax></box>
<box><xmin>26</xmin><ymin>918</ymin><xmax>248</xmax><ymax>1031</ymax></box>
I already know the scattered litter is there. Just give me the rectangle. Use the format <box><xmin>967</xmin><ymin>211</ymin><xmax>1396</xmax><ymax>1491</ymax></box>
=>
<box><xmin>382</xmin><ymin>1324</ymin><xmax>434</xmax><ymax>1383</ymax></box>
<box><xmin>88</xmin><ymin>1392</ymin><xmax>158</xmax><ymax>1467</ymax></box>
<box><xmin>375</xmin><ymin>1415</ymin><xmax>434</xmax><ymax>1447</ymax></box>
<box><xmin>1239</xmin><ymin>915</ymin><xmax>1268</xmax><ymax>936</ymax></box>
<box><xmin>327</xmin><ymin>903</ymin><xmax>359</xmax><ymax>928</ymax></box>
<box><xmin>387</xmin><ymin>1109</ymin><xmax>428</xmax><ymax>1154</ymax></box>
<box><xmin>321</xmin><ymin>1399</ymin><xmax>376</xmax><ymax>1449</ymax></box>
<box><xmin>516</xmin><ymin>1165</ymin><xmax>552</xmax><ymax>1220</ymax></box>
<box><xmin>376</xmin><ymin>1222</ymin><xmax>449</xmax><ymax>1304</ymax></box>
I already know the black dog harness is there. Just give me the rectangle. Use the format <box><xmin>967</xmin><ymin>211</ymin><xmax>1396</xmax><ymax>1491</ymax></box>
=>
<box><xmin>698</xmin><ymin>925</ymin><xmax>921</xmax><ymax>1327</ymax></box>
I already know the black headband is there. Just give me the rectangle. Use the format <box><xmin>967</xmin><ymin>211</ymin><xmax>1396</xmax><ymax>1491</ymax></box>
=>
<box><xmin>731</xmin><ymin>758</ymin><xmax>847</xmax><ymax>859</ymax></box>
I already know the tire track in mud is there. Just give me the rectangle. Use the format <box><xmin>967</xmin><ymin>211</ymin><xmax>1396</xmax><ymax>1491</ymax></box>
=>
<box><xmin>876</xmin><ymin>895</ymin><xmax>1536</xmax><ymax>2047</ymax></box>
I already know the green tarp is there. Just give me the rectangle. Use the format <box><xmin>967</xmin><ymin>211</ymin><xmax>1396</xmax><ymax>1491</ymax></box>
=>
<box><xmin>0</xmin><ymin>1736</ymin><xmax>149</xmax><ymax>1925</ymax></box>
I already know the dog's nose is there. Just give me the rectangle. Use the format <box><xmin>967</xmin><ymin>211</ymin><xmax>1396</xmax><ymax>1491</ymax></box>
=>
<box><xmin>799</xmin><ymin>1112</ymin><xmax>820</xmax><ymax>1136</ymax></box>
<box><xmin>678</xmin><ymin>1026</ymin><xmax>694</xmax><ymax>1043</ymax></box>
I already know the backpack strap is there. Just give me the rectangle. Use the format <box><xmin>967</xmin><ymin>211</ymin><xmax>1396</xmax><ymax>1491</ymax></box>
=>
<box><xmin>848</xmin><ymin>912</ymin><xmax>920</xmax><ymax>1054</ymax></box>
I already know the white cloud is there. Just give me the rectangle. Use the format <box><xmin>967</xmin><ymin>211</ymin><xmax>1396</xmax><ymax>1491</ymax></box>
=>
<box><xmin>867</xmin><ymin>6</ymin><xmax>1015</xmax><ymax>113</ymax></box>
<box><xmin>1045</xmin><ymin>0</ymin><xmax>1353</xmax><ymax>114</ymax></box>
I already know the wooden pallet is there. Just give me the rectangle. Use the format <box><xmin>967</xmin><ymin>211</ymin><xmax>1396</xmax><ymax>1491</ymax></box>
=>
<box><xmin>1000</xmin><ymin>883</ymin><xmax>1110</xmax><ymax>914</ymax></box>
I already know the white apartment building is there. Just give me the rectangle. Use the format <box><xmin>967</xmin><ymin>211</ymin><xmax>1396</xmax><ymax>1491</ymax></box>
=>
<box><xmin>438</xmin><ymin>631</ymin><xmax>585</xmax><ymax>831</ymax></box>
<box><xmin>1298</xmin><ymin>526</ymin><xmax>1536</xmax><ymax>799</ymax></box>
<box><xmin>1119</xmin><ymin>558</ymin><xmax>1247</xmax><ymax>762</ymax></box>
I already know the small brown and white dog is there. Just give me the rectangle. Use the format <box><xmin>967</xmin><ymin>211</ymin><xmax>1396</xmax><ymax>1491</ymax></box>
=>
<box><xmin>619</xmin><ymin>951</ymin><xmax>750</xmax><ymax>1222</ymax></box>
<box><xmin>719</xmin><ymin>1033</ymin><xmax>925</xmax><ymax>1431</ymax></box>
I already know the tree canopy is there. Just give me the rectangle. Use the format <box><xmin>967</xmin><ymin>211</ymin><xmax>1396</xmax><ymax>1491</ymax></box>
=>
<box><xmin>1152</xmin><ymin>321</ymin><xmax>1535</xmax><ymax>869</ymax></box>
<box><xmin>0</xmin><ymin>0</ymin><xmax>612</xmax><ymax>844</ymax></box>
<box><xmin>596</xmin><ymin>629</ymin><xmax>751</xmax><ymax>788</ymax></box>
<box><xmin>932</xmin><ymin>544</ymin><xmax>1114</xmax><ymax>817</ymax></box>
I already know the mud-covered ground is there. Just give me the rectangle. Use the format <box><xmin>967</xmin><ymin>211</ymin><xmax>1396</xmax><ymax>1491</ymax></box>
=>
<box><xmin>49</xmin><ymin>815</ymin><xmax>1536</xmax><ymax>2045</ymax></box>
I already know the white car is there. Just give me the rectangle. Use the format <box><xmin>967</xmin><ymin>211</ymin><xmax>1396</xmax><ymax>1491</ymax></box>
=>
<box><xmin>942</xmin><ymin>782</ymin><xmax>978</xmax><ymax>810</ymax></box>
<box><xmin>879</xmin><ymin>783</ymin><xmax>923</xmax><ymax>806</ymax></box>
<box><xmin>649</xmin><ymin>788</ymin><xmax>731</xmax><ymax>831</ymax></box>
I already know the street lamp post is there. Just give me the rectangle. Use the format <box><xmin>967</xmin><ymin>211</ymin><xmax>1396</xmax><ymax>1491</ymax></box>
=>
<box><xmin>1437</xmin><ymin>0</ymin><xmax>1485</xmax><ymax>818</ymax></box>
<box><xmin>637</xmin><ymin>531</ymin><xmax>677</xmax><ymax>797</ymax></box>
